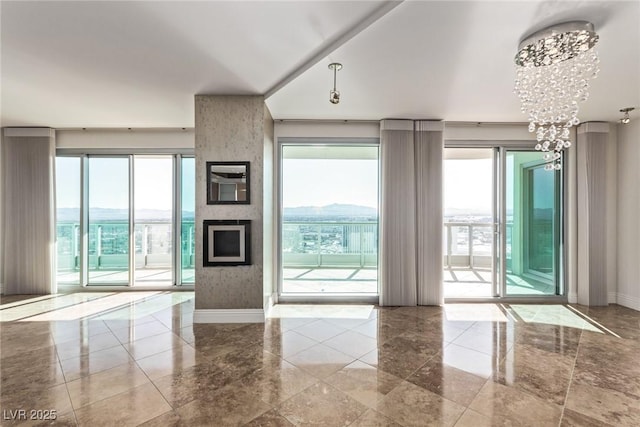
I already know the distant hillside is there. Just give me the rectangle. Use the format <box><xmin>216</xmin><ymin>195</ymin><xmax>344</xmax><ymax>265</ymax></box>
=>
<box><xmin>57</xmin><ymin>208</ymin><xmax>194</xmax><ymax>222</ymax></box>
<box><xmin>284</xmin><ymin>203</ymin><xmax>377</xmax><ymax>220</ymax></box>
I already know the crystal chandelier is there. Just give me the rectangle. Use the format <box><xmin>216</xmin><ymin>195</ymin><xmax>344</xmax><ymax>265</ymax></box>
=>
<box><xmin>514</xmin><ymin>21</ymin><xmax>600</xmax><ymax>170</ymax></box>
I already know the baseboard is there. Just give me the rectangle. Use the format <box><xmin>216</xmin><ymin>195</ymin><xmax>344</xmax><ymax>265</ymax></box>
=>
<box><xmin>568</xmin><ymin>292</ymin><xmax>578</xmax><ymax>304</ymax></box>
<box><xmin>615</xmin><ymin>292</ymin><xmax>640</xmax><ymax>312</ymax></box>
<box><xmin>193</xmin><ymin>308</ymin><xmax>264</xmax><ymax>323</ymax></box>
<box><xmin>608</xmin><ymin>291</ymin><xmax>618</xmax><ymax>305</ymax></box>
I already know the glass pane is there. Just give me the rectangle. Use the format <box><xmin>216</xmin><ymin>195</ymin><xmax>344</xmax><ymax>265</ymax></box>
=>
<box><xmin>181</xmin><ymin>157</ymin><xmax>195</xmax><ymax>283</ymax></box>
<box><xmin>443</xmin><ymin>148</ymin><xmax>494</xmax><ymax>298</ymax></box>
<box><xmin>55</xmin><ymin>157</ymin><xmax>81</xmax><ymax>285</ymax></box>
<box><xmin>281</xmin><ymin>145</ymin><xmax>379</xmax><ymax>294</ymax></box>
<box><xmin>134</xmin><ymin>156</ymin><xmax>173</xmax><ymax>285</ymax></box>
<box><xmin>88</xmin><ymin>157</ymin><xmax>129</xmax><ymax>284</ymax></box>
<box><xmin>505</xmin><ymin>151</ymin><xmax>560</xmax><ymax>296</ymax></box>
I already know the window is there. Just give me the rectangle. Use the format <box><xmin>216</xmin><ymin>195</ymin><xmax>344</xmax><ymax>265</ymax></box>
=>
<box><xmin>55</xmin><ymin>153</ymin><xmax>194</xmax><ymax>287</ymax></box>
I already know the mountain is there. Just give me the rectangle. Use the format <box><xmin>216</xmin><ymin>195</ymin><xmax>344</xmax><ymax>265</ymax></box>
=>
<box><xmin>284</xmin><ymin>203</ymin><xmax>377</xmax><ymax>220</ymax></box>
<box><xmin>56</xmin><ymin>208</ymin><xmax>194</xmax><ymax>222</ymax></box>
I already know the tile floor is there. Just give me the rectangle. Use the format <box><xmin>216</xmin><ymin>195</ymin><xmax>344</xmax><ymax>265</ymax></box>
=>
<box><xmin>1</xmin><ymin>292</ymin><xmax>639</xmax><ymax>426</ymax></box>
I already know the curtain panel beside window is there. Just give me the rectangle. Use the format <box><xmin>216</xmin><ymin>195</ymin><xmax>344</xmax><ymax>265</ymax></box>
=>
<box><xmin>2</xmin><ymin>128</ymin><xmax>56</xmax><ymax>294</ymax></box>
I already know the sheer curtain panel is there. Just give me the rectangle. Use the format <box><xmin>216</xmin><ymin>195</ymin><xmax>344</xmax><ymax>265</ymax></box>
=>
<box><xmin>1</xmin><ymin>128</ymin><xmax>56</xmax><ymax>294</ymax></box>
<box><xmin>380</xmin><ymin>120</ymin><xmax>417</xmax><ymax>306</ymax></box>
<box><xmin>415</xmin><ymin>121</ymin><xmax>444</xmax><ymax>305</ymax></box>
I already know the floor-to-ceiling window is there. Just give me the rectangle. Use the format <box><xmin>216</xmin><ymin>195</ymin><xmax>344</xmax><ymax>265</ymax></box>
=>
<box><xmin>88</xmin><ymin>157</ymin><xmax>130</xmax><ymax>285</ymax></box>
<box><xmin>443</xmin><ymin>146</ymin><xmax>564</xmax><ymax>300</ymax></box>
<box><xmin>504</xmin><ymin>150</ymin><xmax>562</xmax><ymax>296</ymax></box>
<box><xmin>55</xmin><ymin>157</ymin><xmax>82</xmax><ymax>285</ymax></box>
<box><xmin>443</xmin><ymin>148</ymin><xmax>495</xmax><ymax>298</ymax></box>
<box><xmin>55</xmin><ymin>153</ymin><xmax>194</xmax><ymax>287</ymax></box>
<box><xmin>134</xmin><ymin>156</ymin><xmax>173</xmax><ymax>286</ymax></box>
<box><xmin>279</xmin><ymin>142</ymin><xmax>379</xmax><ymax>299</ymax></box>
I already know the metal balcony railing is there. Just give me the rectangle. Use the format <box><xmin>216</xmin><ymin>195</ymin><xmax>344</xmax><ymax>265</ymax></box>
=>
<box><xmin>443</xmin><ymin>222</ymin><xmax>494</xmax><ymax>269</ymax></box>
<box><xmin>282</xmin><ymin>221</ymin><xmax>378</xmax><ymax>268</ymax></box>
<box><xmin>56</xmin><ymin>220</ymin><xmax>195</xmax><ymax>271</ymax></box>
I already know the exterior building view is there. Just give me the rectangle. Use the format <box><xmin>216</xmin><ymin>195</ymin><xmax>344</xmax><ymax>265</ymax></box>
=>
<box><xmin>1</xmin><ymin>1</ymin><xmax>639</xmax><ymax>426</ymax></box>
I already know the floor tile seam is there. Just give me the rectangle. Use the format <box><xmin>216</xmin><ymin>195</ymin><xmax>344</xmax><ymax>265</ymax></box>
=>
<box><xmin>317</xmin><ymin>327</ymin><xmax>379</xmax><ymax>352</ymax></box>
<box><xmin>61</xmin><ymin>349</ymin><xmax>135</xmax><ymax>383</ymax></box>
<box><xmin>122</xmin><ymin>331</ymin><xmax>194</xmax><ymax>361</ymax></box>
<box><xmin>66</xmin><ymin>363</ymin><xmax>155</xmax><ymax>412</ymax></box>
<box><xmin>71</xmin><ymin>381</ymin><xmax>161</xmax><ymax>419</ymax></box>
<box><xmin>559</xmin><ymin>323</ymin><xmax>583</xmax><ymax>424</ymax></box>
<box><xmin>254</xmin><ymin>375</ymin><xmax>320</xmax><ymax>413</ymax></box>
<box><xmin>61</xmin><ymin>379</ymin><xmax>80</xmax><ymax>426</ymax></box>
<box><xmin>112</xmin><ymin>326</ymin><xmax>173</xmax><ymax>346</ymax></box>
<box><xmin>55</xmin><ymin>340</ymin><xmax>124</xmax><ymax>361</ymax></box>
<box><xmin>283</xmin><ymin>350</ymin><xmax>356</xmax><ymax>383</ymax></box>
<box><xmin>132</xmin><ymin>355</ymin><xmax>176</xmax><ymax>417</ymax></box>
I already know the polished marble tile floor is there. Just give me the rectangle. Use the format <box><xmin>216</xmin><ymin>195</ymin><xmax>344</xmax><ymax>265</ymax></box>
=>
<box><xmin>1</xmin><ymin>292</ymin><xmax>639</xmax><ymax>426</ymax></box>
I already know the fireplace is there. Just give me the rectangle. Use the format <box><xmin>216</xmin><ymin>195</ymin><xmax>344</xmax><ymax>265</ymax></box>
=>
<box><xmin>203</xmin><ymin>220</ymin><xmax>251</xmax><ymax>266</ymax></box>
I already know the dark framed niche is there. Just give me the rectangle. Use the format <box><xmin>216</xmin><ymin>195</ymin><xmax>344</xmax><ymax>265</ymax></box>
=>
<box><xmin>206</xmin><ymin>161</ymin><xmax>250</xmax><ymax>204</ymax></box>
<box><xmin>203</xmin><ymin>220</ymin><xmax>251</xmax><ymax>266</ymax></box>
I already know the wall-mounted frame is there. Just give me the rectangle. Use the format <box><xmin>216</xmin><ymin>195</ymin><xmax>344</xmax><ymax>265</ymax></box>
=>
<box><xmin>206</xmin><ymin>161</ymin><xmax>250</xmax><ymax>204</ymax></box>
<box><xmin>203</xmin><ymin>220</ymin><xmax>251</xmax><ymax>266</ymax></box>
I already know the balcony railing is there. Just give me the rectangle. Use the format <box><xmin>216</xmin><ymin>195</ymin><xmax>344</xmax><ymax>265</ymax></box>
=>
<box><xmin>56</xmin><ymin>220</ymin><xmax>195</xmax><ymax>271</ymax></box>
<box><xmin>282</xmin><ymin>221</ymin><xmax>378</xmax><ymax>268</ymax></box>
<box><xmin>444</xmin><ymin>222</ymin><xmax>493</xmax><ymax>269</ymax></box>
<box><xmin>58</xmin><ymin>220</ymin><xmax>512</xmax><ymax>273</ymax></box>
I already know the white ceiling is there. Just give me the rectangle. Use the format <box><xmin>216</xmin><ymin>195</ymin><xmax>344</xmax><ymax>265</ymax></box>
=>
<box><xmin>1</xmin><ymin>1</ymin><xmax>638</xmax><ymax>128</ymax></box>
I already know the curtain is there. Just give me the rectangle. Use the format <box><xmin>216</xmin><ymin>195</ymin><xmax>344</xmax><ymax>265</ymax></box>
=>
<box><xmin>576</xmin><ymin>122</ymin><xmax>609</xmax><ymax>306</ymax></box>
<box><xmin>415</xmin><ymin>121</ymin><xmax>444</xmax><ymax>305</ymax></box>
<box><xmin>380</xmin><ymin>120</ymin><xmax>417</xmax><ymax>306</ymax></box>
<box><xmin>2</xmin><ymin>128</ymin><xmax>56</xmax><ymax>295</ymax></box>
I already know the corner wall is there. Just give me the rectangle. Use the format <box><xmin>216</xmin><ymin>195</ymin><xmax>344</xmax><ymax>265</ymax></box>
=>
<box><xmin>616</xmin><ymin>119</ymin><xmax>640</xmax><ymax>310</ymax></box>
<box><xmin>194</xmin><ymin>96</ymin><xmax>268</xmax><ymax>320</ymax></box>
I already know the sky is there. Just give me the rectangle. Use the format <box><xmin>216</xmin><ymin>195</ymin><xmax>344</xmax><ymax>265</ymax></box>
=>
<box><xmin>55</xmin><ymin>156</ymin><xmax>196</xmax><ymax>212</ymax></box>
<box><xmin>56</xmin><ymin>153</ymin><xmax>550</xmax><ymax>215</ymax></box>
<box><xmin>282</xmin><ymin>158</ymin><xmax>379</xmax><ymax>208</ymax></box>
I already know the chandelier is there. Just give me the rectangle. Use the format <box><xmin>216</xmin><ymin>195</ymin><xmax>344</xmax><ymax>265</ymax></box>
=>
<box><xmin>514</xmin><ymin>21</ymin><xmax>600</xmax><ymax>170</ymax></box>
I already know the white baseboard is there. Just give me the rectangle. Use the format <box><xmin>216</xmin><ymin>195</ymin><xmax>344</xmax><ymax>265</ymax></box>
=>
<box><xmin>194</xmin><ymin>308</ymin><xmax>264</xmax><ymax>323</ymax></box>
<box><xmin>568</xmin><ymin>292</ymin><xmax>578</xmax><ymax>304</ymax></box>
<box><xmin>608</xmin><ymin>291</ymin><xmax>618</xmax><ymax>305</ymax></box>
<box><xmin>615</xmin><ymin>292</ymin><xmax>640</xmax><ymax>312</ymax></box>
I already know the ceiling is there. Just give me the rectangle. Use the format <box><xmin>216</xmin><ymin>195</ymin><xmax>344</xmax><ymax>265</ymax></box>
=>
<box><xmin>1</xmin><ymin>1</ymin><xmax>638</xmax><ymax>128</ymax></box>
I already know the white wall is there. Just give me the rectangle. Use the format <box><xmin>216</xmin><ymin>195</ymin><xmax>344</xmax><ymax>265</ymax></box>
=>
<box><xmin>616</xmin><ymin>119</ymin><xmax>640</xmax><ymax>310</ymax></box>
<box><xmin>56</xmin><ymin>128</ymin><xmax>194</xmax><ymax>150</ymax></box>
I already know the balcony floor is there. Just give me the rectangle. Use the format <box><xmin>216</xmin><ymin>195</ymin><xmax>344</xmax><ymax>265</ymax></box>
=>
<box><xmin>444</xmin><ymin>267</ymin><xmax>557</xmax><ymax>298</ymax></box>
<box><xmin>57</xmin><ymin>268</ymin><xmax>195</xmax><ymax>286</ymax></box>
<box><xmin>282</xmin><ymin>267</ymin><xmax>378</xmax><ymax>294</ymax></box>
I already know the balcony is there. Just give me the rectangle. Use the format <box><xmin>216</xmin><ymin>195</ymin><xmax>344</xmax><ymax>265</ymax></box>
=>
<box><xmin>56</xmin><ymin>221</ymin><xmax>195</xmax><ymax>284</ymax></box>
<box><xmin>282</xmin><ymin>221</ymin><xmax>378</xmax><ymax>293</ymax></box>
<box><xmin>57</xmin><ymin>219</ymin><xmax>554</xmax><ymax>295</ymax></box>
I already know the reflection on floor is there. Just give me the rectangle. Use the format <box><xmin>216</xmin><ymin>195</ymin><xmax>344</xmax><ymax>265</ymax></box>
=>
<box><xmin>444</xmin><ymin>268</ymin><xmax>557</xmax><ymax>298</ymax></box>
<box><xmin>283</xmin><ymin>267</ymin><xmax>377</xmax><ymax>293</ymax></box>
<box><xmin>1</xmin><ymin>292</ymin><xmax>639</xmax><ymax>426</ymax></box>
<box><xmin>57</xmin><ymin>268</ymin><xmax>195</xmax><ymax>286</ymax></box>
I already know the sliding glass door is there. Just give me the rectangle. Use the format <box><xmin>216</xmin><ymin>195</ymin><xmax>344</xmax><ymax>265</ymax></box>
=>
<box><xmin>134</xmin><ymin>156</ymin><xmax>173</xmax><ymax>286</ymax></box>
<box><xmin>504</xmin><ymin>150</ymin><xmax>562</xmax><ymax>296</ymax></box>
<box><xmin>55</xmin><ymin>153</ymin><xmax>194</xmax><ymax>287</ymax></box>
<box><xmin>443</xmin><ymin>148</ymin><xmax>496</xmax><ymax>298</ymax></box>
<box><xmin>279</xmin><ymin>142</ymin><xmax>379</xmax><ymax>298</ymax></box>
<box><xmin>88</xmin><ymin>157</ymin><xmax>130</xmax><ymax>285</ymax></box>
<box><xmin>443</xmin><ymin>146</ymin><xmax>563</xmax><ymax>299</ymax></box>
